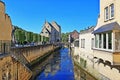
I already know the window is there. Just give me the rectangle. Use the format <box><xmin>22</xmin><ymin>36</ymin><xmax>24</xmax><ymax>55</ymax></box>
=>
<box><xmin>95</xmin><ymin>35</ymin><xmax>99</xmax><ymax>48</ymax></box>
<box><xmin>81</xmin><ymin>39</ymin><xmax>85</xmax><ymax>48</ymax></box>
<box><xmin>94</xmin><ymin>32</ymin><xmax>113</xmax><ymax>50</ymax></box>
<box><xmin>108</xmin><ymin>32</ymin><xmax>112</xmax><ymax>49</ymax></box>
<box><xmin>83</xmin><ymin>39</ymin><xmax>85</xmax><ymax>48</ymax></box>
<box><xmin>105</xmin><ymin>7</ymin><xmax>109</xmax><ymax>21</ymax></box>
<box><xmin>110</xmin><ymin>4</ymin><xmax>114</xmax><ymax>19</ymax></box>
<box><xmin>81</xmin><ymin>39</ymin><xmax>83</xmax><ymax>48</ymax></box>
<box><xmin>99</xmin><ymin>34</ymin><xmax>102</xmax><ymax>48</ymax></box>
<box><xmin>74</xmin><ymin>41</ymin><xmax>79</xmax><ymax>47</ymax></box>
<box><xmin>103</xmin><ymin>33</ymin><xmax>106</xmax><ymax>49</ymax></box>
<box><xmin>91</xmin><ymin>38</ymin><xmax>94</xmax><ymax>48</ymax></box>
<box><xmin>115</xmin><ymin>32</ymin><xmax>120</xmax><ymax>50</ymax></box>
<box><xmin>104</xmin><ymin>4</ymin><xmax>114</xmax><ymax>21</ymax></box>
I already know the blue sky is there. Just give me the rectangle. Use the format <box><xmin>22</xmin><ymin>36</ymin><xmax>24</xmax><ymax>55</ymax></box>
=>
<box><xmin>2</xmin><ymin>0</ymin><xmax>99</xmax><ymax>33</ymax></box>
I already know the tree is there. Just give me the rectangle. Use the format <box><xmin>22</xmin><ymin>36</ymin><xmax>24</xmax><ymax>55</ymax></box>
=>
<box><xmin>33</xmin><ymin>33</ymin><xmax>38</xmax><ymax>42</ymax></box>
<box><xmin>38</xmin><ymin>34</ymin><xmax>41</xmax><ymax>42</ymax></box>
<box><xmin>25</xmin><ymin>31</ymin><xmax>33</xmax><ymax>42</ymax></box>
<box><xmin>14</xmin><ymin>29</ymin><xmax>26</xmax><ymax>44</ymax></box>
<box><xmin>61</xmin><ymin>32</ymin><xmax>70</xmax><ymax>43</ymax></box>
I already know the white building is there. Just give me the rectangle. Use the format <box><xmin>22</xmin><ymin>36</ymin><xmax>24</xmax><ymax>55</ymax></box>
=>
<box><xmin>79</xmin><ymin>27</ymin><xmax>95</xmax><ymax>68</ymax></box>
<box><xmin>73</xmin><ymin>0</ymin><xmax>120</xmax><ymax>80</ymax></box>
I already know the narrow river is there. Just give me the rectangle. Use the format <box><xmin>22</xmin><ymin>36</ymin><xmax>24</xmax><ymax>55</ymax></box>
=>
<box><xmin>36</xmin><ymin>48</ymin><xmax>75</xmax><ymax>80</ymax></box>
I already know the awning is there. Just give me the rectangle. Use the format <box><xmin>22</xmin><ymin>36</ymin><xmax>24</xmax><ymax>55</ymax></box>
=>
<box><xmin>93</xmin><ymin>22</ymin><xmax>120</xmax><ymax>34</ymax></box>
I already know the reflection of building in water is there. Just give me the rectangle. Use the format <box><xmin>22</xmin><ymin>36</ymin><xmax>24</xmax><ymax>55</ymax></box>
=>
<box><xmin>44</xmin><ymin>52</ymin><xmax>61</xmax><ymax>76</ymax></box>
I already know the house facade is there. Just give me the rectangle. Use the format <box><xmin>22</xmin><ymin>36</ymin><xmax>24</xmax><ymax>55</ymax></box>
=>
<box><xmin>40</xmin><ymin>21</ymin><xmax>61</xmax><ymax>43</ymax></box>
<box><xmin>73</xmin><ymin>0</ymin><xmax>120</xmax><ymax>80</ymax></box>
<box><xmin>70</xmin><ymin>30</ymin><xmax>79</xmax><ymax>41</ymax></box>
<box><xmin>93</xmin><ymin>0</ymin><xmax>120</xmax><ymax>66</ymax></box>
<box><xmin>79</xmin><ymin>27</ymin><xmax>95</xmax><ymax>68</ymax></box>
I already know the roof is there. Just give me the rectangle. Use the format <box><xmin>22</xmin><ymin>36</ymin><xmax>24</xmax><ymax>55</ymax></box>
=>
<box><xmin>70</xmin><ymin>30</ymin><xmax>79</xmax><ymax>35</ymax></box>
<box><xmin>93</xmin><ymin>22</ymin><xmax>120</xmax><ymax>34</ymax></box>
<box><xmin>51</xmin><ymin>21</ymin><xmax>61</xmax><ymax>28</ymax></box>
<box><xmin>80</xmin><ymin>27</ymin><xmax>94</xmax><ymax>34</ymax></box>
<box><xmin>45</xmin><ymin>28</ymin><xmax>51</xmax><ymax>34</ymax></box>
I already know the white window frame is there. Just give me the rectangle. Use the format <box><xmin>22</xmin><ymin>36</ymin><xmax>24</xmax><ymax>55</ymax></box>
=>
<box><xmin>105</xmin><ymin>7</ymin><xmax>109</xmax><ymax>21</ymax></box>
<box><xmin>110</xmin><ymin>4</ymin><xmax>114</xmax><ymax>19</ymax></box>
<box><xmin>94</xmin><ymin>32</ymin><xmax>113</xmax><ymax>52</ymax></box>
<box><xmin>81</xmin><ymin>39</ymin><xmax>85</xmax><ymax>48</ymax></box>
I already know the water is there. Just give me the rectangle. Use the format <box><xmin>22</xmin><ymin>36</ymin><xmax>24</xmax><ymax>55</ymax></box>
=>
<box><xmin>36</xmin><ymin>48</ymin><xmax>74</xmax><ymax>80</ymax></box>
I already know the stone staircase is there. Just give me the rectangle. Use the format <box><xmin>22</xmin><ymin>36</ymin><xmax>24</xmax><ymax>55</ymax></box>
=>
<box><xmin>10</xmin><ymin>49</ymin><xmax>30</xmax><ymax>68</ymax></box>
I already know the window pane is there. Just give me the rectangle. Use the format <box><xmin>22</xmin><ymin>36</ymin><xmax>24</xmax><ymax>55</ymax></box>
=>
<box><xmin>91</xmin><ymin>38</ymin><xmax>94</xmax><ymax>48</ymax></box>
<box><xmin>81</xmin><ymin>39</ymin><xmax>82</xmax><ymax>48</ymax></box>
<box><xmin>103</xmin><ymin>33</ymin><xmax>106</xmax><ymax>49</ymax></box>
<box><xmin>99</xmin><ymin>34</ymin><xmax>102</xmax><ymax>48</ymax></box>
<box><xmin>95</xmin><ymin>35</ymin><xmax>98</xmax><ymax>48</ymax></box>
<box><xmin>105</xmin><ymin>7</ymin><xmax>109</xmax><ymax>20</ymax></box>
<box><xmin>115</xmin><ymin>32</ymin><xmax>120</xmax><ymax>50</ymax></box>
<box><xmin>108</xmin><ymin>32</ymin><xmax>112</xmax><ymax>49</ymax></box>
<box><xmin>110</xmin><ymin>4</ymin><xmax>114</xmax><ymax>18</ymax></box>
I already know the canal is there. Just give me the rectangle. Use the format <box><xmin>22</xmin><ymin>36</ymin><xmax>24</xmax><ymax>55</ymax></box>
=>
<box><xmin>36</xmin><ymin>48</ymin><xmax>75</xmax><ymax>80</ymax></box>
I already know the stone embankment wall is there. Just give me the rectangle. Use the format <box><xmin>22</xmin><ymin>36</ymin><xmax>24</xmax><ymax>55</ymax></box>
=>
<box><xmin>0</xmin><ymin>44</ymin><xmax>59</xmax><ymax>80</ymax></box>
<box><xmin>0</xmin><ymin>55</ymin><xmax>32</xmax><ymax>80</ymax></box>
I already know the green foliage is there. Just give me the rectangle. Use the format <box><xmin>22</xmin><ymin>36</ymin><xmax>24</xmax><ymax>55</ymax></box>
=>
<box><xmin>61</xmin><ymin>32</ymin><xmax>70</xmax><ymax>43</ymax></box>
<box><xmin>32</xmin><ymin>33</ymin><xmax>37</xmax><ymax>42</ymax></box>
<box><xmin>14</xmin><ymin>26</ymin><xmax>50</xmax><ymax>44</ymax></box>
<box><xmin>38</xmin><ymin>35</ymin><xmax>41</xmax><ymax>42</ymax></box>
<box><xmin>46</xmin><ymin>37</ymin><xmax>49</xmax><ymax>42</ymax></box>
<box><xmin>25</xmin><ymin>31</ymin><xmax>33</xmax><ymax>42</ymax></box>
<box><xmin>14</xmin><ymin>29</ymin><xmax>26</xmax><ymax>44</ymax></box>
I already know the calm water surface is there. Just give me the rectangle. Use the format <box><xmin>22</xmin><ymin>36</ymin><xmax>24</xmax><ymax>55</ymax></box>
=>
<box><xmin>36</xmin><ymin>48</ymin><xmax>74</xmax><ymax>80</ymax></box>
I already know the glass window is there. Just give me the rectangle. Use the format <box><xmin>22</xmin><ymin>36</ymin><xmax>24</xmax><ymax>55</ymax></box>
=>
<box><xmin>91</xmin><ymin>38</ymin><xmax>94</xmax><ymax>48</ymax></box>
<box><xmin>105</xmin><ymin>7</ymin><xmax>109</xmax><ymax>20</ymax></box>
<box><xmin>81</xmin><ymin>39</ymin><xmax>83</xmax><ymax>48</ymax></box>
<box><xmin>81</xmin><ymin>39</ymin><xmax>85</xmax><ymax>48</ymax></box>
<box><xmin>115</xmin><ymin>32</ymin><xmax>120</xmax><ymax>50</ymax></box>
<box><xmin>110</xmin><ymin>4</ymin><xmax>114</xmax><ymax>18</ymax></box>
<box><xmin>74</xmin><ymin>41</ymin><xmax>79</xmax><ymax>47</ymax></box>
<box><xmin>108</xmin><ymin>32</ymin><xmax>112</xmax><ymax>49</ymax></box>
<box><xmin>103</xmin><ymin>33</ymin><xmax>106</xmax><ymax>49</ymax></box>
<box><xmin>95</xmin><ymin>35</ymin><xmax>98</xmax><ymax>48</ymax></box>
<box><xmin>99</xmin><ymin>34</ymin><xmax>102</xmax><ymax>48</ymax></box>
<box><xmin>83</xmin><ymin>39</ymin><xmax>85</xmax><ymax>48</ymax></box>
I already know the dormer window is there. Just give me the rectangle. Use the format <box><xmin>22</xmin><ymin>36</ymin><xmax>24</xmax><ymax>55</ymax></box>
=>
<box><xmin>105</xmin><ymin>7</ymin><xmax>109</xmax><ymax>21</ymax></box>
<box><xmin>110</xmin><ymin>4</ymin><xmax>114</xmax><ymax>19</ymax></box>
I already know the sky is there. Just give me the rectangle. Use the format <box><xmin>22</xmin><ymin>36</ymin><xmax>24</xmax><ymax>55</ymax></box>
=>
<box><xmin>2</xmin><ymin>0</ymin><xmax>99</xmax><ymax>33</ymax></box>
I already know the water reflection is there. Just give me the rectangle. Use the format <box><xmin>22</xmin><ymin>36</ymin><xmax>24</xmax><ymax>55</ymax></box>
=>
<box><xmin>36</xmin><ymin>48</ymin><xmax>74</xmax><ymax>80</ymax></box>
<box><xmin>74</xmin><ymin>64</ymin><xmax>97</xmax><ymax>80</ymax></box>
